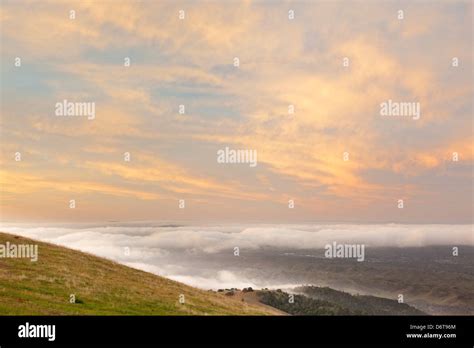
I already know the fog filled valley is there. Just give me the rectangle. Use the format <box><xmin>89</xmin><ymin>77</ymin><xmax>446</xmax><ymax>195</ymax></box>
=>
<box><xmin>2</xmin><ymin>223</ymin><xmax>472</xmax><ymax>315</ymax></box>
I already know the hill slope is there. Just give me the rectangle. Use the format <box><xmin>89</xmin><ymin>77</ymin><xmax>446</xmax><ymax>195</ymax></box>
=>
<box><xmin>0</xmin><ymin>232</ymin><xmax>280</xmax><ymax>315</ymax></box>
<box><xmin>294</xmin><ymin>286</ymin><xmax>425</xmax><ymax>315</ymax></box>
<box><xmin>256</xmin><ymin>287</ymin><xmax>424</xmax><ymax>315</ymax></box>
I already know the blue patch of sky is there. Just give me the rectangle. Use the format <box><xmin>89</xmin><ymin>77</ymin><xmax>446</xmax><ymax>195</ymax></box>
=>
<box><xmin>1</xmin><ymin>61</ymin><xmax>56</xmax><ymax>97</ymax></box>
<box><xmin>149</xmin><ymin>85</ymin><xmax>241</xmax><ymax>120</ymax></box>
<box><xmin>82</xmin><ymin>45</ymin><xmax>146</xmax><ymax>66</ymax></box>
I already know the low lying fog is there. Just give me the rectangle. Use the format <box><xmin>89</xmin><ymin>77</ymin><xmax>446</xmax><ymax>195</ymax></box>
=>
<box><xmin>1</xmin><ymin>223</ymin><xmax>472</xmax><ymax>289</ymax></box>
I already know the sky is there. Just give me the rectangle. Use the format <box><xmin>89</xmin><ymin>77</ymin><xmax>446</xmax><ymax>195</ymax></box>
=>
<box><xmin>0</xmin><ymin>0</ymin><xmax>472</xmax><ymax>223</ymax></box>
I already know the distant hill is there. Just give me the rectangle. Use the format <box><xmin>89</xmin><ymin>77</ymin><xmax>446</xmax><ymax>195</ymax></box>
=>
<box><xmin>296</xmin><ymin>286</ymin><xmax>425</xmax><ymax>315</ymax></box>
<box><xmin>257</xmin><ymin>286</ymin><xmax>425</xmax><ymax>315</ymax></box>
<box><xmin>258</xmin><ymin>289</ymin><xmax>352</xmax><ymax>315</ymax></box>
<box><xmin>0</xmin><ymin>232</ymin><xmax>280</xmax><ymax>315</ymax></box>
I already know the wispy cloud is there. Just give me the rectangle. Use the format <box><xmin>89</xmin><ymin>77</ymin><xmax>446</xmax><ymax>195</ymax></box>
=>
<box><xmin>1</xmin><ymin>1</ymin><xmax>472</xmax><ymax>222</ymax></box>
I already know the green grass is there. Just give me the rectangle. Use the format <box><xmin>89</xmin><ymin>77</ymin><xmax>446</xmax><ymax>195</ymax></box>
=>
<box><xmin>0</xmin><ymin>232</ymin><xmax>280</xmax><ymax>315</ymax></box>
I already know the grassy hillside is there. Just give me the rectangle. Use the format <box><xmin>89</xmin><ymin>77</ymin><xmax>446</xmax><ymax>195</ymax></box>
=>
<box><xmin>0</xmin><ymin>232</ymin><xmax>280</xmax><ymax>315</ymax></box>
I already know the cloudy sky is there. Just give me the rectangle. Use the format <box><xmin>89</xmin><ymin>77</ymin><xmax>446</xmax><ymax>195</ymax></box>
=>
<box><xmin>0</xmin><ymin>0</ymin><xmax>472</xmax><ymax>223</ymax></box>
